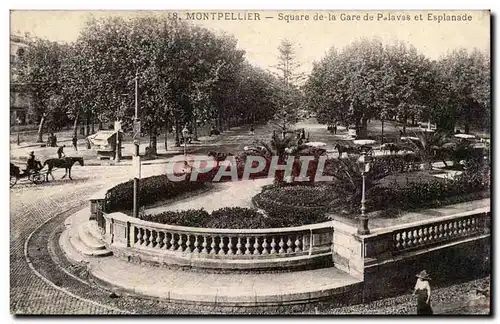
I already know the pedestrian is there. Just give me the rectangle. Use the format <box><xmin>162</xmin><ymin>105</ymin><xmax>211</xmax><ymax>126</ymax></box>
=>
<box><xmin>333</xmin><ymin>124</ymin><xmax>337</xmax><ymax>135</ymax></box>
<box><xmin>57</xmin><ymin>145</ymin><xmax>66</xmax><ymax>159</ymax></box>
<box><xmin>413</xmin><ymin>270</ymin><xmax>433</xmax><ymax>315</ymax></box>
<box><xmin>51</xmin><ymin>133</ymin><xmax>58</xmax><ymax>147</ymax></box>
<box><xmin>249</xmin><ymin>126</ymin><xmax>255</xmax><ymax>136</ymax></box>
<box><xmin>72</xmin><ymin>135</ymin><xmax>78</xmax><ymax>151</ymax></box>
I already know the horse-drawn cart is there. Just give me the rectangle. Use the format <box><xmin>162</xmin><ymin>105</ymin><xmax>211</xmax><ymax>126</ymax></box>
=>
<box><xmin>10</xmin><ymin>156</ymin><xmax>84</xmax><ymax>187</ymax></box>
<box><xmin>10</xmin><ymin>163</ymin><xmax>45</xmax><ymax>187</ymax></box>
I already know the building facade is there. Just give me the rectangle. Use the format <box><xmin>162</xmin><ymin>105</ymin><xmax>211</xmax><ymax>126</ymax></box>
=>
<box><xmin>10</xmin><ymin>33</ymin><xmax>32</xmax><ymax>126</ymax></box>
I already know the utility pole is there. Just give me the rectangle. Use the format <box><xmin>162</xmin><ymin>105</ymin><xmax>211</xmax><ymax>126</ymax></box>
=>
<box><xmin>133</xmin><ymin>69</ymin><xmax>141</xmax><ymax>218</ymax></box>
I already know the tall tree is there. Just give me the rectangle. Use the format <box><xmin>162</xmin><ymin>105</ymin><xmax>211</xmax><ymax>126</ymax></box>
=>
<box><xmin>270</xmin><ymin>39</ymin><xmax>304</xmax><ymax>134</ymax></box>
<box><xmin>17</xmin><ymin>38</ymin><xmax>65</xmax><ymax>142</ymax></box>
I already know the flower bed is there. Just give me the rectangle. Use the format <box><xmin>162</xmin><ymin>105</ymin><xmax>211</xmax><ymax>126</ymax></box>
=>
<box><xmin>139</xmin><ymin>206</ymin><xmax>324</xmax><ymax>229</ymax></box>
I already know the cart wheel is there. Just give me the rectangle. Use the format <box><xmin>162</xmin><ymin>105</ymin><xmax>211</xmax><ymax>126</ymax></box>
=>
<box><xmin>29</xmin><ymin>173</ymin><xmax>44</xmax><ymax>184</ymax></box>
<box><xmin>10</xmin><ymin>175</ymin><xmax>18</xmax><ymax>187</ymax></box>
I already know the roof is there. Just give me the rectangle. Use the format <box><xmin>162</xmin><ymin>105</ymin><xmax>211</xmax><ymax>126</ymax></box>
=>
<box><xmin>87</xmin><ymin>130</ymin><xmax>122</xmax><ymax>146</ymax></box>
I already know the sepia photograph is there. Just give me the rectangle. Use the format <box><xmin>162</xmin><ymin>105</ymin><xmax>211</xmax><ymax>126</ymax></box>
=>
<box><xmin>9</xmin><ymin>8</ymin><xmax>491</xmax><ymax>315</ymax></box>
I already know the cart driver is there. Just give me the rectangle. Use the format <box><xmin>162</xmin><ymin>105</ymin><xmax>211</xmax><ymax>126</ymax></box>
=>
<box><xmin>26</xmin><ymin>151</ymin><xmax>42</xmax><ymax>173</ymax></box>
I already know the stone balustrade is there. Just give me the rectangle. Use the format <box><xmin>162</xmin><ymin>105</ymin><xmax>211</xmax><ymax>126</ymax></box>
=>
<box><xmin>98</xmin><ymin>211</ymin><xmax>334</xmax><ymax>270</ymax></box>
<box><xmin>363</xmin><ymin>208</ymin><xmax>490</xmax><ymax>263</ymax></box>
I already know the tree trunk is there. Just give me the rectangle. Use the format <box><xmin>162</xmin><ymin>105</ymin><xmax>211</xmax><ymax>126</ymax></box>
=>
<box><xmin>85</xmin><ymin>112</ymin><xmax>90</xmax><ymax>136</ymax></box>
<box><xmin>98</xmin><ymin>118</ymin><xmax>103</xmax><ymax>131</ymax></box>
<box><xmin>175</xmin><ymin>118</ymin><xmax>180</xmax><ymax>147</ymax></box>
<box><xmin>91</xmin><ymin>112</ymin><xmax>95</xmax><ymax>134</ymax></box>
<box><xmin>402</xmin><ymin>113</ymin><xmax>407</xmax><ymax>135</ymax></box>
<box><xmin>358</xmin><ymin>118</ymin><xmax>368</xmax><ymax>139</ymax></box>
<box><xmin>193</xmin><ymin>117</ymin><xmax>198</xmax><ymax>140</ymax></box>
<box><xmin>149</xmin><ymin>126</ymin><xmax>157</xmax><ymax>155</ymax></box>
<box><xmin>36</xmin><ymin>114</ymin><xmax>46</xmax><ymax>143</ymax></box>
<box><xmin>381</xmin><ymin>119</ymin><xmax>384</xmax><ymax>144</ymax></box>
<box><xmin>72</xmin><ymin>111</ymin><xmax>79</xmax><ymax>138</ymax></box>
<box><xmin>164</xmin><ymin>124</ymin><xmax>168</xmax><ymax>151</ymax></box>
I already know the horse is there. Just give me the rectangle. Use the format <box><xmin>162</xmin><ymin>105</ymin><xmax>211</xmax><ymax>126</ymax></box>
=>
<box><xmin>335</xmin><ymin>144</ymin><xmax>359</xmax><ymax>158</ymax></box>
<box><xmin>42</xmin><ymin>156</ymin><xmax>84</xmax><ymax>181</ymax></box>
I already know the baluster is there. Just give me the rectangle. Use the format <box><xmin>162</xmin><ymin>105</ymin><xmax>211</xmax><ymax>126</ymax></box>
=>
<box><xmin>137</xmin><ymin>228</ymin><xmax>143</xmax><ymax>245</ymax></box>
<box><xmin>144</xmin><ymin>229</ymin><xmax>151</xmax><ymax>247</ymax></box>
<box><xmin>155</xmin><ymin>231</ymin><xmax>162</xmax><ymax>248</ymax></box>
<box><xmin>400</xmin><ymin>232</ymin><xmax>406</xmax><ymax>249</ymax></box>
<box><xmin>253</xmin><ymin>237</ymin><xmax>261</xmax><ymax>255</ymax></box>
<box><xmin>270</xmin><ymin>237</ymin><xmax>277</xmax><ymax>254</ymax></box>
<box><xmin>192</xmin><ymin>235</ymin><xmax>199</xmax><ymax>253</ymax></box>
<box><xmin>163</xmin><ymin>232</ymin><xmax>169</xmax><ymax>249</ymax></box>
<box><xmin>169</xmin><ymin>234</ymin><xmax>176</xmax><ymax>251</ymax></box>
<box><xmin>227</xmin><ymin>237</ymin><xmax>234</xmax><ymax>255</ymax></box>
<box><xmin>394</xmin><ymin>232</ymin><xmax>402</xmax><ymax>250</ymax></box>
<box><xmin>438</xmin><ymin>224</ymin><xmax>444</xmax><ymax>239</ymax></box>
<box><xmin>413</xmin><ymin>229</ymin><xmax>419</xmax><ymax>245</ymax></box>
<box><xmin>261</xmin><ymin>237</ymin><xmax>269</xmax><ymax>254</ymax></box>
<box><xmin>185</xmin><ymin>235</ymin><xmax>192</xmax><ymax>252</ymax></box>
<box><xmin>286</xmin><ymin>237</ymin><xmax>293</xmax><ymax>253</ymax></box>
<box><xmin>406</xmin><ymin>231</ymin><xmax>413</xmax><ymax>248</ymax></box>
<box><xmin>429</xmin><ymin>226</ymin><xmax>435</xmax><ymax>241</ymax></box>
<box><xmin>218</xmin><ymin>237</ymin><xmax>226</xmax><ymax>255</ymax></box>
<box><xmin>245</xmin><ymin>237</ymin><xmax>252</xmax><ymax>255</ymax></box>
<box><xmin>278</xmin><ymin>237</ymin><xmax>285</xmax><ymax>254</ymax></box>
<box><xmin>295</xmin><ymin>236</ymin><xmax>302</xmax><ymax>252</ymax></box>
<box><xmin>176</xmin><ymin>234</ymin><xmax>184</xmax><ymax>252</ymax></box>
<box><xmin>210</xmin><ymin>237</ymin><xmax>217</xmax><ymax>254</ymax></box>
<box><xmin>236</xmin><ymin>237</ymin><xmax>243</xmax><ymax>255</ymax></box>
<box><xmin>458</xmin><ymin>220</ymin><xmax>464</xmax><ymax>235</ymax></box>
<box><xmin>201</xmin><ymin>236</ymin><xmax>208</xmax><ymax>254</ymax></box>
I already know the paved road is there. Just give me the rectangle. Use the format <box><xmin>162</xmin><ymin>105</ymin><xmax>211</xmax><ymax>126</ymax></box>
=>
<box><xmin>10</xmin><ymin>164</ymin><xmax>170</xmax><ymax>314</ymax></box>
<box><xmin>9</xmin><ymin>122</ymin><xmax>272</xmax><ymax>314</ymax></box>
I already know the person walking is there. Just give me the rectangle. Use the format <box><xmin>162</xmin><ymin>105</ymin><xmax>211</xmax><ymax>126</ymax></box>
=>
<box><xmin>413</xmin><ymin>270</ymin><xmax>433</xmax><ymax>315</ymax></box>
<box><xmin>333</xmin><ymin>124</ymin><xmax>337</xmax><ymax>135</ymax></box>
<box><xmin>72</xmin><ymin>135</ymin><xmax>78</xmax><ymax>151</ymax></box>
<box><xmin>57</xmin><ymin>145</ymin><xmax>66</xmax><ymax>159</ymax></box>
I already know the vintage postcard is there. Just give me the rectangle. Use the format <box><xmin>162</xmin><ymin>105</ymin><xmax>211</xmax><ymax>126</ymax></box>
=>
<box><xmin>10</xmin><ymin>9</ymin><xmax>491</xmax><ymax>315</ymax></box>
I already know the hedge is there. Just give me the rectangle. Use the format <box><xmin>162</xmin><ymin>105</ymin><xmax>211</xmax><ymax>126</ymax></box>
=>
<box><xmin>139</xmin><ymin>206</ymin><xmax>318</xmax><ymax>229</ymax></box>
<box><xmin>106</xmin><ymin>174</ymin><xmax>207</xmax><ymax>212</ymax></box>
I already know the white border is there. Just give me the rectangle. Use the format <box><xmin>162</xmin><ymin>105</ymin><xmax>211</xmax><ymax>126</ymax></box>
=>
<box><xmin>2</xmin><ymin>1</ymin><xmax>498</xmax><ymax>323</ymax></box>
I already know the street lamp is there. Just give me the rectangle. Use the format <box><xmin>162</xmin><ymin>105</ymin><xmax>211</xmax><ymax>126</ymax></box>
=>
<box><xmin>356</xmin><ymin>147</ymin><xmax>371</xmax><ymax>235</ymax></box>
<box><xmin>132</xmin><ymin>69</ymin><xmax>141</xmax><ymax>219</ymax></box>
<box><xmin>182</xmin><ymin>126</ymin><xmax>189</xmax><ymax>162</ymax></box>
<box><xmin>16</xmin><ymin>117</ymin><xmax>21</xmax><ymax>146</ymax></box>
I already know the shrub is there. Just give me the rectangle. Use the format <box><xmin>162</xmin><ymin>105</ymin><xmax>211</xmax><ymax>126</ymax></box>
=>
<box><xmin>208</xmin><ymin>207</ymin><xmax>269</xmax><ymax>229</ymax></box>
<box><xmin>253</xmin><ymin>192</ymin><xmax>330</xmax><ymax>227</ymax></box>
<box><xmin>139</xmin><ymin>209</ymin><xmax>210</xmax><ymax>227</ymax></box>
<box><xmin>106</xmin><ymin>175</ymin><xmax>207</xmax><ymax>212</ymax></box>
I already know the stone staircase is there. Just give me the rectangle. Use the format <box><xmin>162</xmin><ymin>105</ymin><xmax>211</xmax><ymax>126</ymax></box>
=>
<box><xmin>60</xmin><ymin>208</ymin><xmax>112</xmax><ymax>264</ymax></box>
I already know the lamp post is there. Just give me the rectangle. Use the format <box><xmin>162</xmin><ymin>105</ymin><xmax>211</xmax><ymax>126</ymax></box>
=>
<box><xmin>133</xmin><ymin>69</ymin><xmax>141</xmax><ymax>219</ymax></box>
<box><xmin>356</xmin><ymin>148</ymin><xmax>371</xmax><ymax>235</ymax></box>
<box><xmin>182</xmin><ymin>126</ymin><xmax>189</xmax><ymax>162</ymax></box>
<box><xmin>16</xmin><ymin>117</ymin><xmax>21</xmax><ymax>146</ymax></box>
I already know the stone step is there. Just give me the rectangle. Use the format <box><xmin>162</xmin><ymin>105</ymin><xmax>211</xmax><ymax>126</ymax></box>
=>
<box><xmin>90</xmin><ymin>257</ymin><xmax>363</xmax><ymax>307</ymax></box>
<box><xmin>86</xmin><ymin>220</ymin><xmax>104</xmax><ymax>242</ymax></box>
<box><xmin>59</xmin><ymin>229</ymin><xmax>86</xmax><ymax>264</ymax></box>
<box><xmin>76</xmin><ymin>222</ymin><xmax>106</xmax><ymax>251</ymax></box>
<box><xmin>69</xmin><ymin>232</ymin><xmax>112</xmax><ymax>257</ymax></box>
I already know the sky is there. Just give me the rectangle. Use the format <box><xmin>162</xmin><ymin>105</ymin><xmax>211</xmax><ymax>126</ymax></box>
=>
<box><xmin>10</xmin><ymin>10</ymin><xmax>491</xmax><ymax>74</ymax></box>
